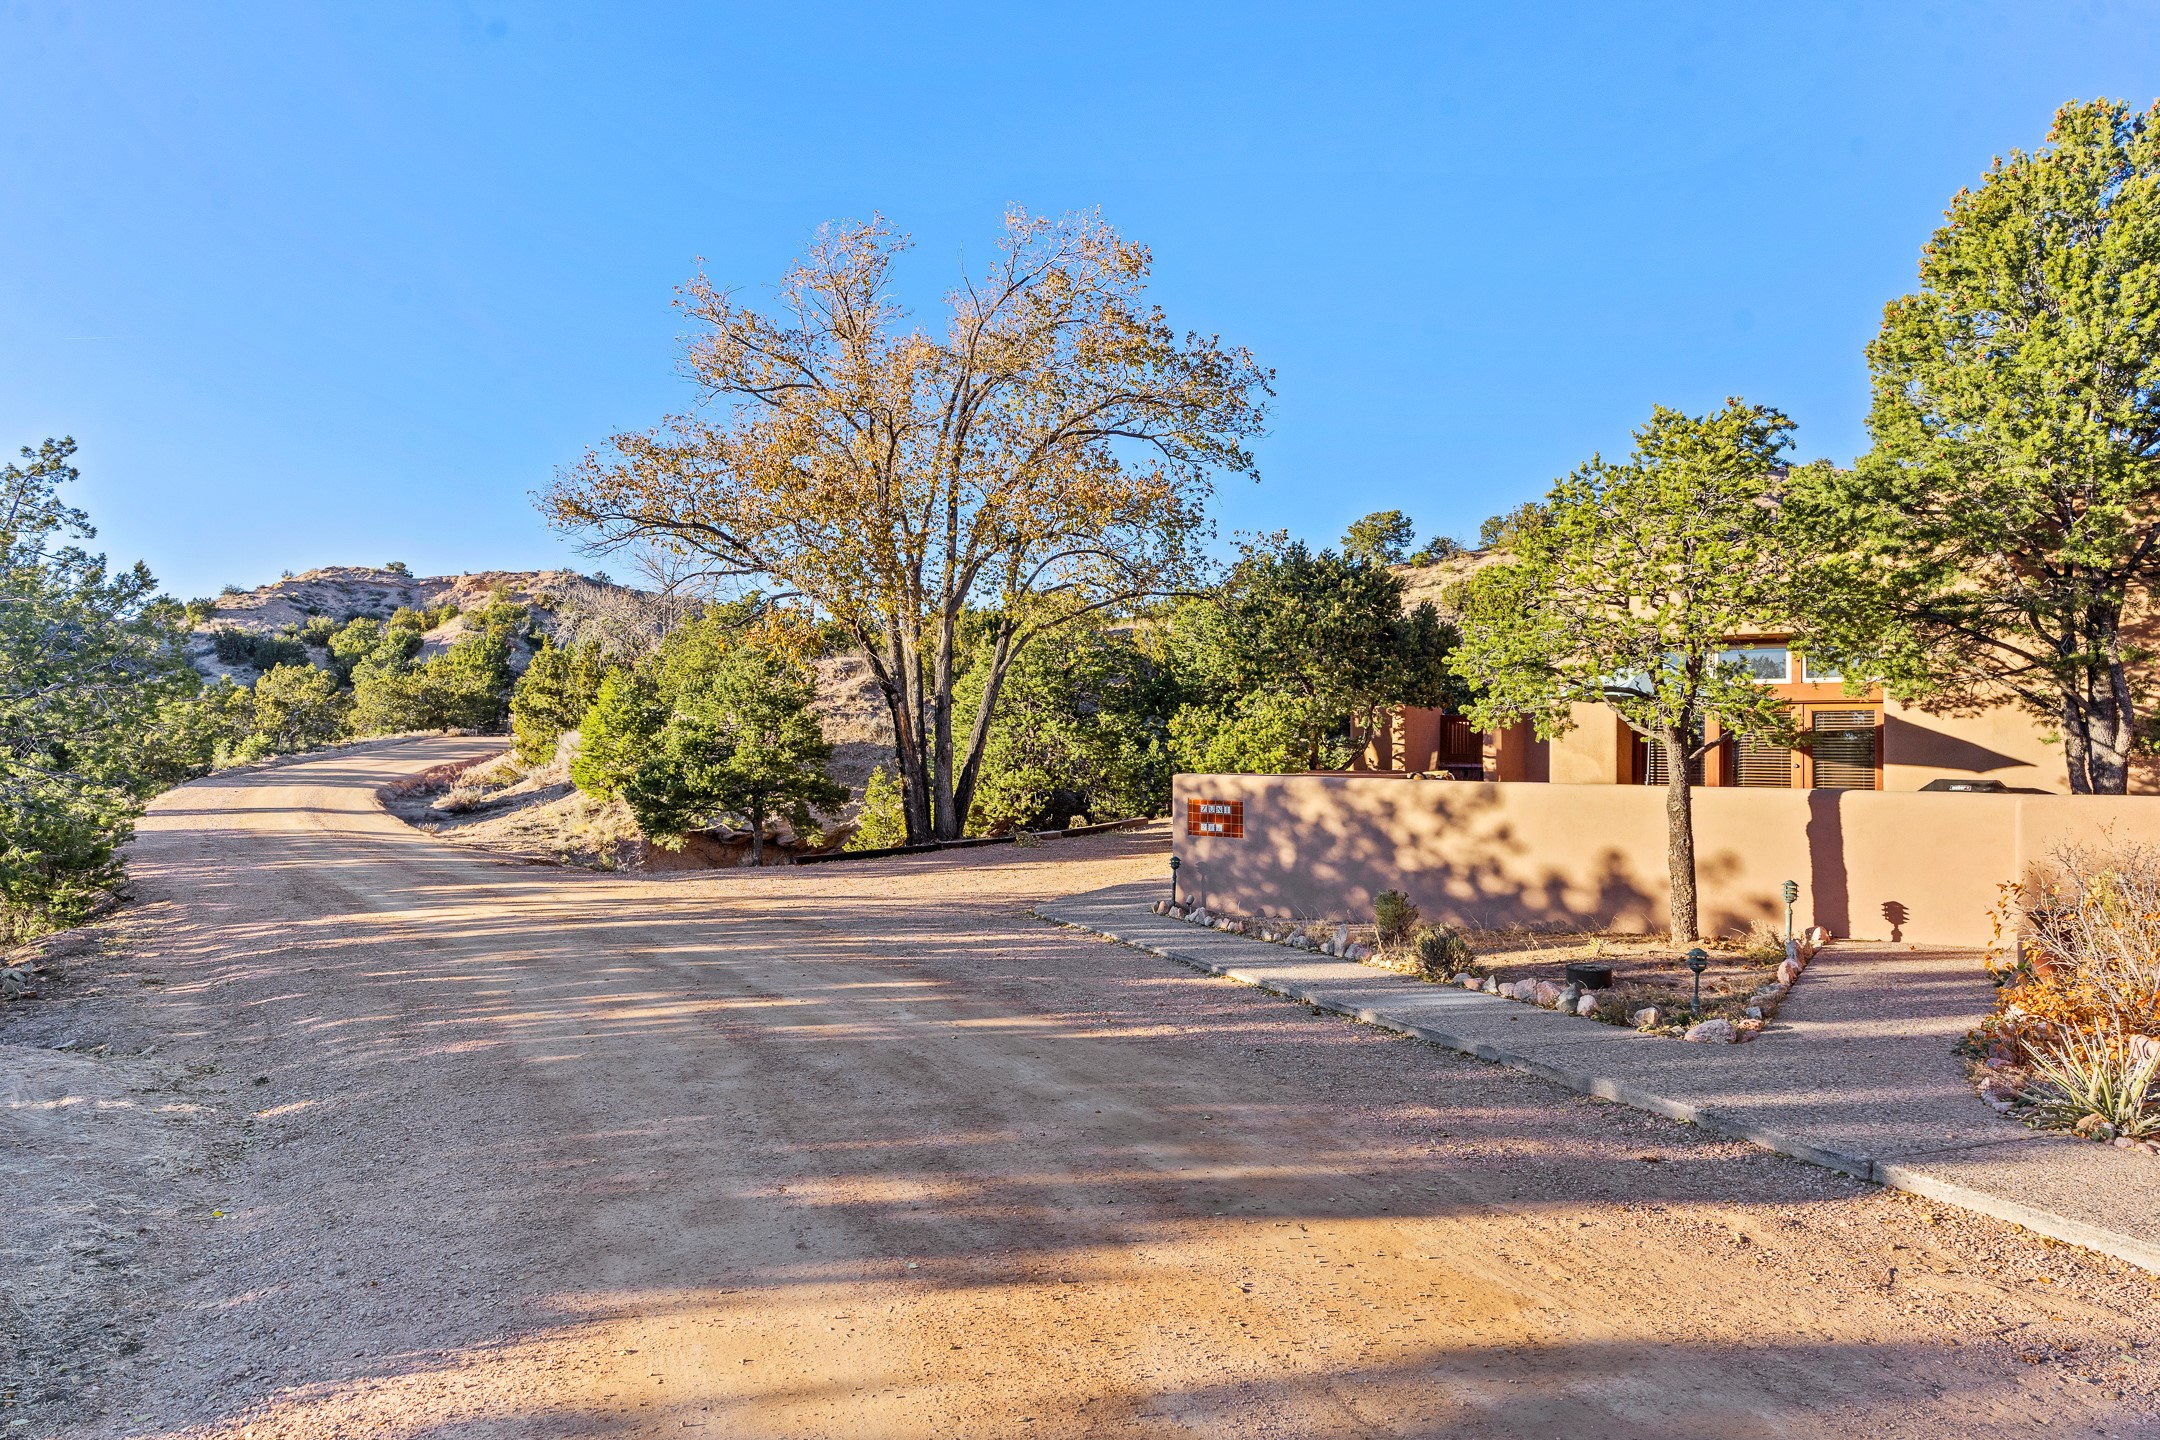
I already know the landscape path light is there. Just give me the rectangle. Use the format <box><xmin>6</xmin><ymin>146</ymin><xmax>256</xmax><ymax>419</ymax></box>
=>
<box><xmin>1169</xmin><ymin>854</ymin><xmax>1182</xmax><ymax>908</ymax></box>
<box><xmin>1686</xmin><ymin>947</ymin><xmax>1710</xmax><ymax>1018</ymax></box>
<box><xmin>1782</xmin><ymin>880</ymin><xmax>1799</xmax><ymax>942</ymax></box>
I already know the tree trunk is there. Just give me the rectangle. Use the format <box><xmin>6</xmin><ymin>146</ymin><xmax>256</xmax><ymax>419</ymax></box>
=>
<box><xmin>748</xmin><ymin>796</ymin><xmax>765</xmax><ymax>867</ymax></box>
<box><xmin>1662</xmin><ymin>727</ymin><xmax>1699</xmax><ymax>942</ymax></box>
<box><xmin>930</xmin><ymin>603</ymin><xmax>961</xmax><ymax>840</ymax></box>
<box><xmin>950</xmin><ymin>626</ymin><xmax>1018</xmax><ymax>835</ymax></box>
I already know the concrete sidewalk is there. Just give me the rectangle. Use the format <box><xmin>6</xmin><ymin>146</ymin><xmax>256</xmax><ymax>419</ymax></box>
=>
<box><xmin>1038</xmin><ymin>882</ymin><xmax>2160</xmax><ymax>1273</ymax></box>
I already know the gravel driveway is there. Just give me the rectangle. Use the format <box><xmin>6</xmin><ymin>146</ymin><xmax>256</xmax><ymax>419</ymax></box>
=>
<box><xmin>5</xmin><ymin>736</ymin><xmax>2157</xmax><ymax>1438</ymax></box>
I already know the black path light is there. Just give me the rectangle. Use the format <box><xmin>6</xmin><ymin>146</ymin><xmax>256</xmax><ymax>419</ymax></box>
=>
<box><xmin>1685</xmin><ymin>947</ymin><xmax>1711</xmax><ymax>1018</ymax></box>
<box><xmin>1169</xmin><ymin>854</ymin><xmax>1183</xmax><ymax>908</ymax></box>
<box><xmin>1782</xmin><ymin>880</ymin><xmax>1800</xmax><ymax>943</ymax></box>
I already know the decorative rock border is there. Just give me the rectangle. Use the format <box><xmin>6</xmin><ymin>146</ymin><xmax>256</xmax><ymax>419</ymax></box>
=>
<box><xmin>1151</xmin><ymin>899</ymin><xmax>1826</xmax><ymax>1044</ymax></box>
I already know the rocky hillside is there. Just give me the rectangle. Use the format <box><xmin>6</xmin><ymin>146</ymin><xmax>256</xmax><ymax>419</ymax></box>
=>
<box><xmin>192</xmin><ymin>564</ymin><xmax>898</xmax><ymax>779</ymax></box>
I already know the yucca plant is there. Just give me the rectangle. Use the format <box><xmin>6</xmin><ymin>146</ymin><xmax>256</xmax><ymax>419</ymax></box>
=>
<box><xmin>2021</xmin><ymin>1027</ymin><xmax>2160</xmax><ymax>1138</ymax></box>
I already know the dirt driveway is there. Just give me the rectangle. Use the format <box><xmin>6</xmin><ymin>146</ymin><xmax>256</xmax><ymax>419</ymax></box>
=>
<box><xmin>6</xmin><ymin>736</ymin><xmax>2159</xmax><ymax>1438</ymax></box>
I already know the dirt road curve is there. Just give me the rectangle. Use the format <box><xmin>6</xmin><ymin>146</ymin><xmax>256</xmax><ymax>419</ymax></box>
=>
<box><xmin>8</xmin><ymin>738</ymin><xmax>2160</xmax><ymax>1438</ymax></box>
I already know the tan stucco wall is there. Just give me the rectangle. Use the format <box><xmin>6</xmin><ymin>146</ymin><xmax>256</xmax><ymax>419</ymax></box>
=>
<box><xmin>1881</xmin><ymin>699</ymin><xmax>2067</xmax><ymax>792</ymax></box>
<box><xmin>1169</xmin><ymin>773</ymin><xmax>2160</xmax><ymax>945</ymax></box>
<box><xmin>1547</xmin><ymin>704</ymin><xmax>1629</xmax><ymax>784</ymax></box>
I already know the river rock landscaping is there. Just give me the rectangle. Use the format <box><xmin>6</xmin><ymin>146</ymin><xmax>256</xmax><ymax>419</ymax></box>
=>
<box><xmin>1150</xmin><ymin>898</ymin><xmax>1824</xmax><ymax>1042</ymax></box>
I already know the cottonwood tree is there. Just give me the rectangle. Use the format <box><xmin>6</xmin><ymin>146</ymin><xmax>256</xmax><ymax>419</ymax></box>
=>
<box><xmin>1447</xmin><ymin>402</ymin><xmax>1801</xmax><ymax>942</ymax></box>
<box><xmin>1790</xmin><ymin>99</ymin><xmax>2160</xmax><ymax>794</ymax></box>
<box><xmin>542</xmin><ymin>211</ymin><xmax>1271</xmax><ymax>842</ymax></box>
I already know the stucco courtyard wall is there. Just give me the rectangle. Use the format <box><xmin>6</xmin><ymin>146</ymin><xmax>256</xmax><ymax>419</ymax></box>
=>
<box><xmin>1170</xmin><ymin>774</ymin><xmax>2160</xmax><ymax>946</ymax></box>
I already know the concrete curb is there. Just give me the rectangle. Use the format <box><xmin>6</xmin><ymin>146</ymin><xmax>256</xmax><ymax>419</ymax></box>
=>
<box><xmin>1035</xmin><ymin>906</ymin><xmax>2160</xmax><ymax>1275</ymax></box>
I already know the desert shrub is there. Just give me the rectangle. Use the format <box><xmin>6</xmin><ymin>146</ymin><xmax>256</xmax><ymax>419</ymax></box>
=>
<box><xmin>846</xmin><ymin>767</ymin><xmax>908</xmax><ymax>850</ymax></box>
<box><xmin>385</xmin><ymin>561</ymin><xmax>411</xmax><ymax>576</ymax></box>
<box><xmin>961</xmin><ymin>621</ymin><xmax>1176</xmax><ymax>834</ymax></box>
<box><xmin>249</xmin><ymin>663</ymin><xmax>350</xmax><ymax>754</ymax></box>
<box><xmin>509</xmin><ymin>636</ymin><xmax>610</xmax><ymax>763</ymax></box>
<box><xmin>2021</xmin><ymin>1028</ymin><xmax>2160</xmax><ymax>1139</ymax></box>
<box><xmin>1413</xmin><ymin>924</ymin><xmax>1475</xmax><ymax>979</ymax></box>
<box><xmin>297</xmin><ymin>614</ymin><xmax>341</xmax><ymax>649</ymax></box>
<box><xmin>183</xmin><ymin>597</ymin><xmax>219</xmax><ymax>626</ymax></box>
<box><xmin>569</xmin><ymin>669</ymin><xmax>666</xmax><ymax>801</ymax></box>
<box><xmin>210</xmin><ymin>627</ymin><xmax>307</xmax><ymax>670</ymax></box>
<box><xmin>327</xmin><ymin>617</ymin><xmax>419</xmax><ymax>684</ymax></box>
<box><xmin>613</xmin><ymin>646</ymin><xmax>844</xmax><ymax>860</ymax></box>
<box><xmin>1740</xmin><ymin>919</ymin><xmax>1788</xmax><ymax>967</ymax></box>
<box><xmin>349</xmin><ymin>630</ymin><xmax>512</xmax><ymax>735</ymax></box>
<box><xmin>1988</xmin><ymin>841</ymin><xmax>2160</xmax><ymax>1051</ymax></box>
<box><xmin>1373</xmin><ymin>889</ymin><xmax>1420</xmax><ymax>946</ymax></box>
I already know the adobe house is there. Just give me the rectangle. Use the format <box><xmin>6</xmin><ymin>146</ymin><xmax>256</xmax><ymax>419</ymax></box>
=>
<box><xmin>1368</xmin><ymin>555</ymin><xmax>2147</xmax><ymax>795</ymax></box>
<box><xmin>1367</xmin><ymin>634</ymin><xmax>2097</xmax><ymax>793</ymax></box>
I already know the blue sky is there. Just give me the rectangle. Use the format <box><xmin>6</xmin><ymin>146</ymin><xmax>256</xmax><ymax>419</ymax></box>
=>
<box><xmin>5</xmin><ymin>2</ymin><xmax>2157</xmax><ymax>600</ymax></box>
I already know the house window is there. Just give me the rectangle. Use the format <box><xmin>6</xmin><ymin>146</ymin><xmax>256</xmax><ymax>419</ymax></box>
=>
<box><xmin>1810</xmin><ymin>709</ymin><xmax>1878</xmax><ymax>789</ymax></box>
<box><xmin>1732</xmin><ymin>732</ymin><xmax>1796</xmax><ymax>787</ymax></box>
<box><xmin>1642</xmin><ymin>732</ymin><xmax>1705</xmax><ymax>786</ymax></box>
<box><xmin>1721</xmin><ymin>645</ymin><xmax>1791</xmax><ymax>682</ymax></box>
<box><xmin>1802</xmin><ymin>655</ymin><xmax>1842</xmax><ymax>682</ymax></box>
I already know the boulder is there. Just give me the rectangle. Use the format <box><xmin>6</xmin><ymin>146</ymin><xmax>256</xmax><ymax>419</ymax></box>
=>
<box><xmin>1630</xmin><ymin>1006</ymin><xmax>1661</xmax><ymax>1029</ymax></box>
<box><xmin>1345</xmin><ymin>943</ymin><xmax>1372</xmax><ymax>962</ymax></box>
<box><xmin>1575</xmin><ymin>994</ymin><xmax>1599</xmax><ymax>1017</ymax></box>
<box><xmin>1190</xmin><ymin>908</ymin><xmax>1212</xmax><ymax>926</ymax></box>
<box><xmin>0</xmin><ymin>966</ymin><xmax>32</xmax><ymax>1000</ymax></box>
<box><xmin>1532</xmin><ymin>981</ymin><xmax>1565</xmax><ymax>1008</ymax></box>
<box><xmin>2073</xmin><ymin>1114</ymin><xmax>2118</xmax><ymax>1142</ymax></box>
<box><xmin>1777</xmin><ymin>960</ymin><xmax>1800</xmax><ymax>986</ymax></box>
<box><xmin>1459</xmin><ymin>974</ymin><xmax>1482</xmax><ymax>990</ymax></box>
<box><xmin>1481</xmin><ymin>976</ymin><xmax>1501</xmax><ymax>994</ymax></box>
<box><xmin>1684</xmin><ymin>1018</ymin><xmax>1738</xmax><ymax>1044</ymax></box>
<box><xmin>1805</xmin><ymin>925</ymin><xmax>1830</xmax><ymax>948</ymax></box>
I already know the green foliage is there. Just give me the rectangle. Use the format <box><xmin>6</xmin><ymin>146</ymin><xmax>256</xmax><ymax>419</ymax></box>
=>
<box><xmin>248</xmin><ymin>663</ymin><xmax>350</xmax><ymax>754</ymax></box>
<box><xmin>2022</xmin><ymin>1029</ymin><xmax>2160</xmax><ymax>1139</ymax></box>
<box><xmin>349</xmin><ymin>627</ymin><xmax>514</xmax><ymax>736</ymax></box>
<box><xmin>0</xmin><ymin>437</ymin><xmax>200</xmax><ymax>941</ymax></box>
<box><xmin>326</xmin><ymin>617</ymin><xmax>418</xmax><ymax>685</ymax></box>
<box><xmin>569</xmin><ymin>669</ymin><xmax>667</xmax><ymax>801</ymax></box>
<box><xmin>845</xmin><ymin>767</ymin><xmax>909</xmax><ymax>850</ymax></box>
<box><xmin>1414</xmin><ymin>925</ymin><xmax>1475</xmax><ymax>979</ymax></box>
<box><xmin>1167</xmin><ymin>691</ymin><xmax>1326</xmax><ymax>775</ymax></box>
<box><xmin>297</xmin><ymin>614</ymin><xmax>341</xmax><ymax>649</ymax></box>
<box><xmin>960</xmin><ymin>622</ymin><xmax>1177</xmax><ymax>833</ymax></box>
<box><xmin>510</xmin><ymin>636</ymin><xmax>611</xmax><ymax>764</ymax></box>
<box><xmin>183</xmin><ymin>597</ymin><xmax>219</xmax><ymax>626</ymax></box>
<box><xmin>1447</xmin><ymin>400</ymin><xmax>1801</xmax><ymax>940</ymax></box>
<box><xmin>136</xmin><ymin>678</ymin><xmax>256</xmax><ymax>781</ymax></box>
<box><xmin>1786</xmin><ymin>99</ymin><xmax>2160</xmax><ymax>794</ymax></box>
<box><xmin>1171</xmin><ymin>541</ymin><xmax>1465</xmax><ymax>772</ymax></box>
<box><xmin>1341</xmin><ymin>509</ymin><xmax>1416</xmax><ymax>566</ymax></box>
<box><xmin>616</xmin><ymin>646</ymin><xmax>847</xmax><ymax>860</ymax></box>
<box><xmin>1373</xmin><ymin>888</ymin><xmax>1419</xmax><ymax>946</ymax></box>
<box><xmin>385</xmin><ymin>561</ymin><xmax>411</xmax><ymax>576</ymax></box>
<box><xmin>1408</xmin><ymin>535</ymin><xmax>1463</xmax><ymax>566</ymax></box>
<box><xmin>388</xmin><ymin>600</ymin><xmax>461</xmax><ymax>634</ymax></box>
<box><xmin>1478</xmin><ymin>502</ymin><xmax>1543</xmax><ymax>550</ymax></box>
<box><xmin>211</xmin><ymin>626</ymin><xmax>307</xmax><ymax>670</ymax></box>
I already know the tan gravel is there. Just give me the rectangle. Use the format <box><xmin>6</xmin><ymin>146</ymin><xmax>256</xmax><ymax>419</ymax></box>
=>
<box><xmin>5</xmin><ymin>736</ymin><xmax>2160</xmax><ymax>1438</ymax></box>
